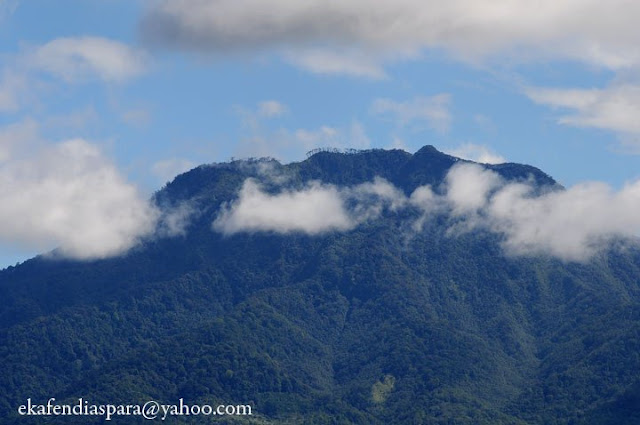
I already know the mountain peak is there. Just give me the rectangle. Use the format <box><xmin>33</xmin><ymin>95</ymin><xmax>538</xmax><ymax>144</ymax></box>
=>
<box><xmin>2</xmin><ymin>146</ymin><xmax>639</xmax><ymax>425</ymax></box>
<box><xmin>154</xmin><ymin>145</ymin><xmax>560</xmax><ymax>212</ymax></box>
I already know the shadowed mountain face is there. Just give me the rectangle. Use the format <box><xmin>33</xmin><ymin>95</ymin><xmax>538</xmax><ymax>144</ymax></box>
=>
<box><xmin>1</xmin><ymin>146</ymin><xmax>639</xmax><ymax>424</ymax></box>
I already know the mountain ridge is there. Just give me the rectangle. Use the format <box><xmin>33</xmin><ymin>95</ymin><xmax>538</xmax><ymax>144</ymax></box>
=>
<box><xmin>0</xmin><ymin>145</ymin><xmax>639</xmax><ymax>424</ymax></box>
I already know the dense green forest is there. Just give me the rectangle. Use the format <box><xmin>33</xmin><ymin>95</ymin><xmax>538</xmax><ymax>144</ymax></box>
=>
<box><xmin>1</xmin><ymin>146</ymin><xmax>639</xmax><ymax>424</ymax></box>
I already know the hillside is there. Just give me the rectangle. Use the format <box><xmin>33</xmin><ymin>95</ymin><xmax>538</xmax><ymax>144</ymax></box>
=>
<box><xmin>1</xmin><ymin>146</ymin><xmax>639</xmax><ymax>424</ymax></box>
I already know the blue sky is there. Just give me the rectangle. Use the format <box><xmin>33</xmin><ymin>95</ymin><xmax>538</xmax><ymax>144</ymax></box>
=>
<box><xmin>1</xmin><ymin>0</ymin><xmax>639</xmax><ymax>267</ymax></box>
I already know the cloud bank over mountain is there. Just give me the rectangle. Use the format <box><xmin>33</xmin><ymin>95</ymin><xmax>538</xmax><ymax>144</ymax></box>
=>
<box><xmin>213</xmin><ymin>177</ymin><xmax>404</xmax><ymax>235</ymax></box>
<box><xmin>213</xmin><ymin>163</ymin><xmax>640</xmax><ymax>262</ymax></box>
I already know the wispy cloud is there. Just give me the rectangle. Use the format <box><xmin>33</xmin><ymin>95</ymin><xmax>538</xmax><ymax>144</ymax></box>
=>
<box><xmin>526</xmin><ymin>84</ymin><xmax>640</xmax><ymax>135</ymax></box>
<box><xmin>26</xmin><ymin>36</ymin><xmax>148</xmax><ymax>83</ymax></box>
<box><xmin>258</xmin><ymin>100</ymin><xmax>288</xmax><ymax>118</ymax></box>
<box><xmin>445</xmin><ymin>143</ymin><xmax>506</xmax><ymax>164</ymax></box>
<box><xmin>371</xmin><ymin>95</ymin><xmax>452</xmax><ymax>133</ymax></box>
<box><xmin>0</xmin><ymin>36</ymin><xmax>148</xmax><ymax>116</ymax></box>
<box><xmin>0</xmin><ymin>70</ymin><xmax>28</xmax><ymax>112</ymax></box>
<box><xmin>284</xmin><ymin>48</ymin><xmax>389</xmax><ymax>79</ymax></box>
<box><xmin>236</xmin><ymin>98</ymin><xmax>371</xmax><ymax>162</ymax></box>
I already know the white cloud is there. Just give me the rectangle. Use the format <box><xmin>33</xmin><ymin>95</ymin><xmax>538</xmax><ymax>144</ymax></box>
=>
<box><xmin>258</xmin><ymin>100</ymin><xmax>288</xmax><ymax>117</ymax></box>
<box><xmin>371</xmin><ymin>95</ymin><xmax>452</xmax><ymax>133</ymax></box>
<box><xmin>444</xmin><ymin>163</ymin><xmax>640</xmax><ymax>261</ymax></box>
<box><xmin>445</xmin><ymin>143</ymin><xmax>506</xmax><ymax>164</ymax></box>
<box><xmin>445</xmin><ymin>163</ymin><xmax>502</xmax><ymax>215</ymax></box>
<box><xmin>27</xmin><ymin>36</ymin><xmax>147</xmax><ymax>83</ymax></box>
<box><xmin>342</xmin><ymin>177</ymin><xmax>408</xmax><ymax>223</ymax></box>
<box><xmin>284</xmin><ymin>48</ymin><xmax>388</xmax><ymax>79</ymax></box>
<box><xmin>213</xmin><ymin>161</ymin><xmax>640</xmax><ymax>262</ymax></box>
<box><xmin>0</xmin><ymin>118</ymin><xmax>40</xmax><ymax>163</ymax></box>
<box><xmin>237</xmin><ymin>119</ymin><xmax>370</xmax><ymax>162</ymax></box>
<box><xmin>156</xmin><ymin>202</ymin><xmax>196</xmax><ymax>237</ymax></box>
<box><xmin>487</xmin><ymin>180</ymin><xmax>640</xmax><ymax>261</ymax></box>
<box><xmin>0</xmin><ymin>36</ymin><xmax>147</xmax><ymax>116</ymax></box>
<box><xmin>141</xmin><ymin>0</ymin><xmax>640</xmax><ymax>71</ymax></box>
<box><xmin>152</xmin><ymin>158</ymin><xmax>195</xmax><ymax>184</ymax></box>
<box><xmin>213</xmin><ymin>177</ymin><xmax>408</xmax><ymax>235</ymax></box>
<box><xmin>527</xmin><ymin>84</ymin><xmax>640</xmax><ymax>135</ymax></box>
<box><xmin>0</xmin><ymin>123</ymin><xmax>159</xmax><ymax>260</ymax></box>
<box><xmin>213</xmin><ymin>179</ymin><xmax>354</xmax><ymax>235</ymax></box>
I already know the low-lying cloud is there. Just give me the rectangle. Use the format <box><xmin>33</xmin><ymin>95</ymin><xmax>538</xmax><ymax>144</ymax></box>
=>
<box><xmin>213</xmin><ymin>177</ymin><xmax>406</xmax><ymax>235</ymax></box>
<box><xmin>213</xmin><ymin>163</ymin><xmax>640</xmax><ymax>262</ymax></box>
<box><xmin>213</xmin><ymin>179</ymin><xmax>353</xmax><ymax>235</ymax></box>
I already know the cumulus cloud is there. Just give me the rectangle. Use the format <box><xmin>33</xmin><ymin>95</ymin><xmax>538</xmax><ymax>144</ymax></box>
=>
<box><xmin>213</xmin><ymin>161</ymin><xmax>640</xmax><ymax>262</ymax></box>
<box><xmin>27</xmin><ymin>36</ymin><xmax>147</xmax><ymax>83</ymax></box>
<box><xmin>140</xmin><ymin>0</ymin><xmax>640</xmax><ymax>71</ymax></box>
<box><xmin>445</xmin><ymin>143</ymin><xmax>506</xmax><ymax>164</ymax></box>
<box><xmin>0</xmin><ymin>123</ymin><xmax>159</xmax><ymax>259</ymax></box>
<box><xmin>371</xmin><ymin>95</ymin><xmax>452</xmax><ymax>134</ymax></box>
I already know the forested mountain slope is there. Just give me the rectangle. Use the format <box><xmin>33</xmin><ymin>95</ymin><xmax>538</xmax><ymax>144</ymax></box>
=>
<box><xmin>1</xmin><ymin>146</ymin><xmax>639</xmax><ymax>424</ymax></box>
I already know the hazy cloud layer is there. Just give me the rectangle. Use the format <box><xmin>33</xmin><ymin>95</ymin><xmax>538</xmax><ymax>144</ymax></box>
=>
<box><xmin>237</xmin><ymin>115</ymin><xmax>371</xmax><ymax>162</ymax></box>
<box><xmin>0</xmin><ymin>125</ymin><xmax>159</xmax><ymax>259</ymax></box>
<box><xmin>258</xmin><ymin>100</ymin><xmax>288</xmax><ymax>118</ymax></box>
<box><xmin>141</xmin><ymin>0</ymin><xmax>640</xmax><ymax>70</ymax></box>
<box><xmin>213</xmin><ymin>163</ymin><xmax>640</xmax><ymax>262</ymax></box>
<box><xmin>27</xmin><ymin>36</ymin><xmax>147</xmax><ymax>83</ymax></box>
<box><xmin>0</xmin><ymin>36</ymin><xmax>147</xmax><ymax>116</ymax></box>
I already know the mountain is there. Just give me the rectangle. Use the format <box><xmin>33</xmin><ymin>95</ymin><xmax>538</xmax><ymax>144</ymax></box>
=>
<box><xmin>1</xmin><ymin>146</ymin><xmax>640</xmax><ymax>424</ymax></box>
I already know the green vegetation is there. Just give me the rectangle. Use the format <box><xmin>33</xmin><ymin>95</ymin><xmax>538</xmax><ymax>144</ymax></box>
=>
<box><xmin>0</xmin><ymin>146</ymin><xmax>639</xmax><ymax>424</ymax></box>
